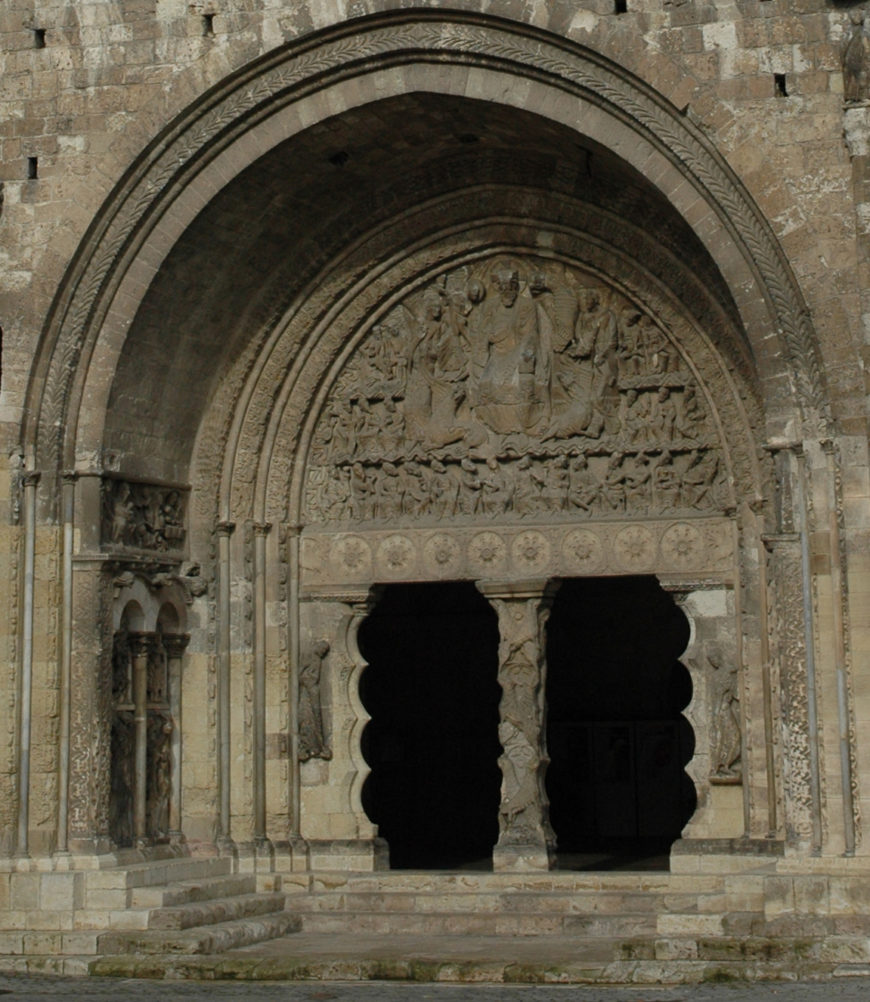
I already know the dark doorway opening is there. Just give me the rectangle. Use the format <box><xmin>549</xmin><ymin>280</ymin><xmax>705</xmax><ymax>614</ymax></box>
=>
<box><xmin>359</xmin><ymin>581</ymin><xmax>501</xmax><ymax>869</ymax></box>
<box><xmin>545</xmin><ymin>576</ymin><xmax>695</xmax><ymax>870</ymax></box>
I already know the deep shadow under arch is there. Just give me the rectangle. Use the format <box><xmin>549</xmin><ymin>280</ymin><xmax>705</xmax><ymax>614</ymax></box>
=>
<box><xmin>359</xmin><ymin>582</ymin><xmax>501</xmax><ymax>870</ymax></box>
<box><xmin>546</xmin><ymin>576</ymin><xmax>695</xmax><ymax>868</ymax></box>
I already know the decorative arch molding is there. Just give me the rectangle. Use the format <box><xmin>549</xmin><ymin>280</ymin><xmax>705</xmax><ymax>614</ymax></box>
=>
<box><xmin>28</xmin><ymin>8</ymin><xmax>829</xmax><ymax>499</ymax></box>
<box><xmin>188</xmin><ymin>185</ymin><xmax>766</xmax><ymax>537</ymax></box>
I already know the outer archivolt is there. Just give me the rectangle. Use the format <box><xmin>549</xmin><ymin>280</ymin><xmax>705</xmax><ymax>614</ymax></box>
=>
<box><xmin>33</xmin><ymin>10</ymin><xmax>827</xmax><ymax>486</ymax></box>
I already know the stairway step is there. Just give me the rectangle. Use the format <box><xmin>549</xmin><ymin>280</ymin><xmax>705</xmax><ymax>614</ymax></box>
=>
<box><xmin>131</xmin><ymin>873</ymin><xmax>256</xmax><ymax>908</ymax></box>
<box><xmin>287</xmin><ymin>889</ymin><xmax>679</xmax><ymax>915</ymax></box>
<box><xmin>295</xmin><ymin>909</ymin><xmax>657</xmax><ymax>937</ymax></box>
<box><xmin>85</xmin><ymin>857</ymin><xmax>232</xmax><ymax>892</ymax></box>
<box><xmin>98</xmin><ymin>912</ymin><xmax>300</xmax><ymax>955</ymax></box>
<box><xmin>309</xmin><ymin>871</ymin><xmax>724</xmax><ymax>894</ymax></box>
<box><xmin>146</xmin><ymin>891</ymin><xmax>286</xmax><ymax>930</ymax></box>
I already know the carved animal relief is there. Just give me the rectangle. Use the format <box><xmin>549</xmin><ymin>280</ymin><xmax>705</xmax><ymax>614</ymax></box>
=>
<box><xmin>305</xmin><ymin>258</ymin><xmax>729</xmax><ymax>527</ymax></box>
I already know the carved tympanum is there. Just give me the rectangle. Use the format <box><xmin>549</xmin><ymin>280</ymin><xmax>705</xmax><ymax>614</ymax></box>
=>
<box><xmin>102</xmin><ymin>479</ymin><xmax>187</xmax><ymax>552</ymax></box>
<box><xmin>305</xmin><ymin>258</ymin><xmax>728</xmax><ymax>525</ymax></box>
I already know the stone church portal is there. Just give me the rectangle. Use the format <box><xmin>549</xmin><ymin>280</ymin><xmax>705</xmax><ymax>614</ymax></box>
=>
<box><xmin>4</xmin><ymin>4</ymin><xmax>870</xmax><ymax>976</ymax></box>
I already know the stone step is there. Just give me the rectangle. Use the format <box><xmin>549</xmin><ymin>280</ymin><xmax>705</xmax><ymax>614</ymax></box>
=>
<box><xmin>97</xmin><ymin>911</ymin><xmax>301</xmax><ymax>955</ymax></box>
<box><xmin>84</xmin><ymin>856</ymin><xmax>232</xmax><ymax>892</ymax></box>
<box><xmin>131</xmin><ymin>872</ymin><xmax>257</xmax><ymax>908</ymax></box>
<box><xmin>287</xmin><ymin>889</ymin><xmax>689</xmax><ymax>915</ymax></box>
<box><xmin>294</xmin><ymin>909</ymin><xmax>659</xmax><ymax>937</ymax></box>
<box><xmin>308</xmin><ymin>870</ymin><xmax>725</xmax><ymax>894</ymax></box>
<box><xmin>145</xmin><ymin>891</ymin><xmax>286</xmax><ymax>931</ymax></box>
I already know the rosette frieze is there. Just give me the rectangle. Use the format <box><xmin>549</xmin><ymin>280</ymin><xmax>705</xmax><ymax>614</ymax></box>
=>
<box><xmin>302</xmin><ymin>516</ymin><xmax>734</xmax><ymax>589</ymax></box>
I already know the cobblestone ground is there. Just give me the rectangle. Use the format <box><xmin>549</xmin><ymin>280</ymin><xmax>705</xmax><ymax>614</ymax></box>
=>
<box><xmin>2</xmin><ymin>978</ymin><xmax>870</xmax><ymax>1001</ymax></box>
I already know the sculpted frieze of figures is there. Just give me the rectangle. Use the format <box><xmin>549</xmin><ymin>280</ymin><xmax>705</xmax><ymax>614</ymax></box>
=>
<box><xmin>305</xmin><ymin>258</ymin><xmax>729</xmax><ymax>525</ymax></box>
<box><xmin>102</xmin><ymin>478</ymin><xmax>187</xmax><ymax>553</ymax></box>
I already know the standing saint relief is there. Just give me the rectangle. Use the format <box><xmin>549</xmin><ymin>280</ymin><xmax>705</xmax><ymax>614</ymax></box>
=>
<box><xmin>304</xmin><ymin>258</ymin><xmax>727</xmax><ymax>526</ymax></box>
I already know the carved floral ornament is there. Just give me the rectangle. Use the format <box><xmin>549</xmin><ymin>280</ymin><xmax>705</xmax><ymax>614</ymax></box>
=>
<box><xmin>304</xmin><ymin>256</ymin><xmax>731</xmax><ymax>533</ymax></box>
<box><xmin>302</xmin><ymin>519</ymin><xmax>733</xmax><ymax>588</ymax></box>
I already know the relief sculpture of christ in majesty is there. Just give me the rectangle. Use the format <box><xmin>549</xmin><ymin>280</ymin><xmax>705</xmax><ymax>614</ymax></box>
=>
<box><xmin>470</xmin><ymin>265</ymin><xmax>551</xmax><ymax>436</ymax></box>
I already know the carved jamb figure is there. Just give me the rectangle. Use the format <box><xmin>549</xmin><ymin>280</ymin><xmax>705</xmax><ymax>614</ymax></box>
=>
<box><xmin>844</xmin><ymin>8</ymin><xmax>870</xmax><ymax>103</ymax></box>
<box><xmin>707</xmin><ymin>645</ymin><xmax>742</xmax><ymax>782</ymax></box>
<box><xmin>111</xmin><ymin>628</ymin><xmax>132</xmax><ymax>705</ymax></box>
<box><xmin>109</xmin><ymin>712</ymin><xmax>135</xmax><ymax>846</ymax></box>
<box><xmin>498</xmin><ymin>719</ymin><xmax>539</xmax><ymax>835</ymax></box>
<box><xmin>147</xmin><ymin>713</ymin><xmax>173</xmax><ymax>838</ymax></box>
<box><xmin>299</xmin><ymin>640</ymin><xmax>332</xmax><ymax>762</ymax></box>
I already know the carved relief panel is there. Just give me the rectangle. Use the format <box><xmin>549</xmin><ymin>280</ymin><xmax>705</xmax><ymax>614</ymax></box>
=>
<box><xmin>102</xmin><ymin>478</ymin><xmax>187</xmax><ymax>553</ymax></box>
<box><xmin>304</xmin><ymin>257</ymin><xmax>731</xmax><ymax>531</ymax></box>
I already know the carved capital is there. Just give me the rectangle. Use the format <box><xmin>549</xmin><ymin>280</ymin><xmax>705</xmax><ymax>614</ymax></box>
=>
<box><xmin>215</xmin><ymin>520</ymin><xmax>236</xmax><ymax>537</ymax></box>
<box><xmin>162</xmin><ymin>634</ymin><xmax>190</xmax><ymax>660</ymax></box>
<box><xmin>252</xmin><ymin>521</ymin><xmax>272</xmax><ymax>537</ymax></box>
<box><xmin>127</xmin><ymin>632</ymin><xmax>155</xmax><ymax>660</ymax></box>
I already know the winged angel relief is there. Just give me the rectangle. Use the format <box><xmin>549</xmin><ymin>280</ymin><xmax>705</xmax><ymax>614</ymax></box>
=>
<box><xmin>306</xmin><ymin>258</ymin><xmax>728</xmax><ymax>524</ymax></box>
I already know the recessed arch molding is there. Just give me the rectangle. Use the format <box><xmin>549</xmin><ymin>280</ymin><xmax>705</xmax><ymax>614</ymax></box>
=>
<box><xmin>27</xmin><ymin>7</ymin><xmax>830</xmax><ymax>500</ymax></box>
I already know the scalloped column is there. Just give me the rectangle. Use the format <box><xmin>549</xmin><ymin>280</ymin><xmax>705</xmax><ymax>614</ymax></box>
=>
<box><xmin>299</xmin><ymin>589</ymin><xmax>387</xmax><ymax>872</ymax></box>
<box><xmin>669</xmin><ymin>586</ymin><xmax>745</xmax><ymax>843</ymax></box>
<box><xmin>476</xmin><ymin>579</ymin><xmax>559</xmax><ymax>872</ymax></box>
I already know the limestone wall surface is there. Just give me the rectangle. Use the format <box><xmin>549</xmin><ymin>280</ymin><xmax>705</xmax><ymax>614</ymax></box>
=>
<box><xmin>1</xmin><ymin>0</ymin><xmax>870</xmax><ymax>869</ymax></box>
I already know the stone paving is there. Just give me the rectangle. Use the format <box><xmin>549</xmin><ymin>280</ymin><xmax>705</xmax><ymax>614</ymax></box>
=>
<box><xmin>3</xmin><ymin>974</ymin><xmax>870</xmax><ymax>1001</ymax></box>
